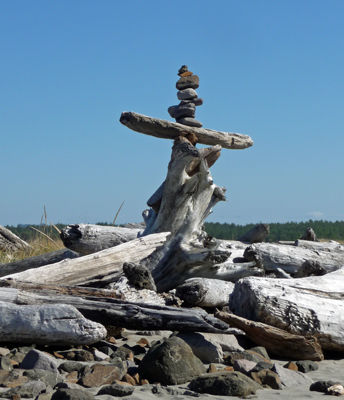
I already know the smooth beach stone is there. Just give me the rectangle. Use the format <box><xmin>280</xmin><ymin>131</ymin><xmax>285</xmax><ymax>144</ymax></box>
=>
<box><xmin>177</xmin><ymin>88</ymin><xmax>198</xmax><ymax>100</ymax></box>
<box><xmin>168</xmin><ymin>105</ymin><xmax>178</xmax><ymax>118</ymax></box>
<box><xmin>176</xmin><ymin>117</ymin><xmax>203</xmax><ymax>128</ymax></box>
<box><xmin>176</xmin><ymin>75</ymin><xmax>199</xmax><ymax>90</ymax></box>
<box><xmin>179</xmin><ymin>71</ymin><xmax>193</xmax><ymax>77</ymax></box>
<box><xmin>179</xmin><ymin>98</ymin><xmax>203</xmax><ymax>107</ymax></box>
<box><xmin>173</xmin><ymin>103</ymin><xmax>196</xmax><ymax>120</ymax></box>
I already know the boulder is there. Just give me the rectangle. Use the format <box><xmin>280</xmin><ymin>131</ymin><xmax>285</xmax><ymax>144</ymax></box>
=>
<box><xmin>78</xmin><ymin>362</ymin><xmax>127</xmax><ymax>388</ymax></box>
<box><xmin>97</xmin><ymin>383</ymin><xmax>134</xmax><ymax>397</ymax></box>
<box><xmin>138</xmin><ymin>336</ymin><xmax>205</xmax><ymax>385</ymax></box>
<box><xmin>272</xmin><ymin>363</ymin><xmax>313</xmax><ymax>387</ymax></box>
<box><xmin>51</xmin><ymin>388</ymin><xmax>95</xmax><ymax>400</ymax></box>
<box><xmin>175</xmin><ymin>332</ymin><xmax>223</xmax><ymax>363</ymax></box>
<box><xmin>1</xmin><ymin>380</ymin><xmax>46</xmax><ymax>398</ymax></box>
<box><xmin>20</xmin><ymin>349</ymin><xmax>59</xmax><ymax>372</ymax></box>
<box><xmin>189</xmin><ymin>371</ymin><xmax>260</xmax><ymax>396</ymax></box>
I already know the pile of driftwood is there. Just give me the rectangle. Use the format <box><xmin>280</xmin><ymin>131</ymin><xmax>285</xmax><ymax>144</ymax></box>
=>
<box><xmin>1</xmin><ymin>111</ymin><xmax>344</xmax><ymax>363</ymax></box>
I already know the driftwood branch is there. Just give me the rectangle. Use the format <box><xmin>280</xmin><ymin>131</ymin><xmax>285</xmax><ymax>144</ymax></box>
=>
<box><xmin>120</xmin><ymin>112</ymin><xmax>253</xmax><ymax>150</ymax></box>
<box><xmin>215</xmin><ymin>311</ymin><xmax>324</xmax><ymax>361</ymax></box>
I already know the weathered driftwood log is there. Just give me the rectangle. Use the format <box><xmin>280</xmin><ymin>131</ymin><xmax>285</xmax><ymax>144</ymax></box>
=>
<box><xmin>60</xmin><ymin>224</ymin><xmax>142</xmax><ymax>255</ymax></box>
<box><xmin>120</xmin><ymin>111</ymin><xmax>253</xmax><ymax>150</ymax></box>
<box><xmin>0</xmin><ymin>248</ymin><xmax>79</xmax><ymax>278</ymax></box>
<box><xmin>0</xmin><ymin>233</ymin><xmax>169</xmax><ymax>286</ymax></box>
<box><xmin>0</xmin><ymin>300</ymin><xmax>106</xmax><ymax>345</ymax></box>
<box><xmin>244</xmin><ymin>242</ymin><xmax>344</xmax><ymax>274</ymax></box>
<box><xmin>2</xmin><ymin>287</ymin><xmax>239</xmax><ymax>334</ymax></box>
<box><xmin>215</xmin><ymin>311</ymin><xmax>324</xmax><ymax>361</ymax></box>
<box><xmin>175</xmin><ymin>278</ymin><xmax>234</xmax><ymax>308</ymax></box>
<box><xmin>0</xmin><ymin>226</ymin><xmax>31</xmax><ymax>252</ymax></box>
<box><xmin>238</xmin><ymin>223</ymin><xmax>270</xmax><ymax>243</ymax></box>
<box><xmin>229</xmin><ymin>268</ymin><xmax>344</xmax><ymax>352</ymax></box>
<box><xmin>137</xmin><ymin>138</ymin><xmax>261</xmax><ymax>291</ymax></box>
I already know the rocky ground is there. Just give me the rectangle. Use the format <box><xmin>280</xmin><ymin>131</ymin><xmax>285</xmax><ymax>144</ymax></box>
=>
<box><xmin>0</xmin><ymin>329</ymin><xmax>343</xmax><ymax>399</ymax></box>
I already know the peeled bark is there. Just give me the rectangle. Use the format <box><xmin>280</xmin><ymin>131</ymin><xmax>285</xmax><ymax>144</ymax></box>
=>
<box><xmin>229</xmin><ymin>268</ymin><xmax>344</xmax><ymax>352</ymax></box>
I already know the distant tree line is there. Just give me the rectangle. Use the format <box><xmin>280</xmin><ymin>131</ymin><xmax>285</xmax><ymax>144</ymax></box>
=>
<box><xmin>5</xmin><ymin>219</ymin><xmax>344</xmax><ymax>243</ymax></box>
<box><xmin>204</xmin><ymin>220</ymin><xmax>344</xmax><ymax>242</ymax></box>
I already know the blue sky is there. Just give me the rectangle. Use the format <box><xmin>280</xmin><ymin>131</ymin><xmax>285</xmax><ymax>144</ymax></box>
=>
<box><xmin>1</xmin><ymin>0</ymin><xmax>344</xmax><ymax>227</ymax></box>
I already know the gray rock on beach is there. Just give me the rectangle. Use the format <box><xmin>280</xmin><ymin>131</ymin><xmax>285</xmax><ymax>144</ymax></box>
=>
<box><xmin>138</xmin><ymin>336</ymin><xmax>205</xmax><ymax>385</ymax></box>
<box><xmin>20</xmin><ymin>349</ymin><xmax>59</xmax><ymax>372</ymax></box>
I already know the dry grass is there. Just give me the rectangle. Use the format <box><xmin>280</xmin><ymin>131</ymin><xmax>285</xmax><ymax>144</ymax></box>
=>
<box><xmin>0</xmin><ymin>207</ymin><xmax>65</xmax><ymax>264</ymax></box>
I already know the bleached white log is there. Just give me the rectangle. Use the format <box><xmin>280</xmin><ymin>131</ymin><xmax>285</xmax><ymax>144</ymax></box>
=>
<box><xmin>0</xmin><ymin>301</ymin><xmax>106</xmax><ymax>345</ymax></box>
<box><xmin>120</xmin><ymin>111</ymin><xmax>253</xmax><ymax>150</ymax></box>
<box><xmin>0</xmin><ymin>232</ymin><xmax>169</xmax><ymax>286</ymax></box>
<box><xmin>60</xmin><ymin>224</ymin><xmax>142</xmax><ymax>255</ymax></box>
<box><xmin>230</xmin><ymin>267</ymin><xmax>344</xmax><ymax>351</ymax></box>
<box><xmin>175</xmin><ymin>278</ymin><xmax>234</xmax><ymax>307</ymax></box>
<box><xmin>295</xmin><ymin>239</ymin><xmax>344</xmax><ymax>253</ymax></box>
<box><xmin>244</xmin><ymin>242</ymin><xmax>344</xmax><ymax>274</ymax></box>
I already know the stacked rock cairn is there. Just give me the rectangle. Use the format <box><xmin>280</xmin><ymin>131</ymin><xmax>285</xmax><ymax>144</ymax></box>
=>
<box><xmin>168</xmin><ymin>65</ymin><xmax>203</xmax><ymax>128</ymax></box>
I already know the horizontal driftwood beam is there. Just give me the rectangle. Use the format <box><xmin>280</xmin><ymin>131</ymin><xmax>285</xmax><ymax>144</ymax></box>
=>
<box><xmin>2</xmin><ymin>286</ymin><xmax>239</xmax><ymax>334</ymax></box>
<box><xmin>120</xmin><ymin>112</ymin><xmax>253</xmax><ymax>150</ymax></box>
<box><xmin>215</xmin><ymin>311</ymin><xmax>323</xmax><ymax>361</ymax></box>
<box><xmin>0</xmin><ymin>232</ymin><xmax>170</xmax><ymax>286</ymax></box>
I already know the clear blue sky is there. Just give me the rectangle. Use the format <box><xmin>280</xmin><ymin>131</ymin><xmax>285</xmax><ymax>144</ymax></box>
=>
<box><xmin>1</xmin><ymin>0</ymin><xmax>344</xmax><ymax>227</ymax></box>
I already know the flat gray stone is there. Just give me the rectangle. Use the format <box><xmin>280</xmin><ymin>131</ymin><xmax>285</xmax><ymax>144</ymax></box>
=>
<box><xmin>20</xmin><ymin>349</ymin><xmax>59</xmax><ymax>372</ymax></box>
<box><xmin>176</xmin><ymin>117</ymin><xmax>203</xmax><ymax>128</ymax></box>
<box><xmin>175</xmin><ymin>332</ymin><xmax>223</xmax><ymax>363</ymax></box>
<box><xmin>1</xmin><ymin>380</ymin><xmax>46</xmax><ymax>398</ymax></box>
<box><xmin>272</xmin><ymin>363</ymin><xmax>313</xmax><ymax>387</ymax></box>
<box><xmin>51</xmin><ymin>388</ymin><xmax>95</xmax><ymax>400</ymax></box>
<box><xmin>177</xmin><ymin>88</ymin><xmax>198</xmax><ymax>100</ymax></box>
<box><xmin>201</xmin><ymin>333</ymin><xmax>244</xmax><ymax>352</ymax></box>
<box><xmin>176</xmin><ymin>75</ymin><xmax>199</xmax><ymax>90</ymax></box>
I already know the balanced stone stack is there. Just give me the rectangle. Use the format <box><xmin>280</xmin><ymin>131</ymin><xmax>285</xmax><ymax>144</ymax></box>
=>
<box><xmin>168</xmin><ymin>65</ymin><xmax>203</xmax><ymax>128</ymax></box>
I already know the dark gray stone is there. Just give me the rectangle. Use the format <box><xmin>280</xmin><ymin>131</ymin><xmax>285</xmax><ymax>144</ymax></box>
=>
<box><xmin>189</xmin><ymin>371</ymin><xmax>260</xmax><ymax>396</ymax></box>
<box><xmin>176</xmin><ymin>75</ymin><xmax>199</xmax><ymax>90</ymax></box>
<box><xmin>177</xmin><ymin>88</ymin><xmax>198</xmax><ymax>101</ymax></box>
<box><xmin>138</xmin><ymin>336</ymin><xmax>205</xmax><ymax>385</ymax></box>
<box><xmin>310</xmin><ymin>380</ymin><xmax>338</xmax><ymax>392</ymax></box>
<box><xmin>123</xmin><ymin>262</ymin><xmax>156</xmax><ymax>291</ymax></box>
<box><xmin>295</xmin><ymin>360</ymin><xmax>319</xmax><ymax>373</ymax></box>
<box><xmin>250</xmin><ymin>346</ymin><xmax>271</xmax><ymax>361</ymax></box>
<box><xmin>168</xmin><ymin>105</ymin><xmax>178</xmax><ymax>118</ymax></box>
<box><xmin>251</xmin><ymin>361</ymin><xmax>274</xmax><ymax>372</ymax></box>
<box><xmin>176</xmin><ymin>117</ymin><xmax>202</xmax><ymax>128</ymax></box>
<box><xmin>180</xmin><ymin>98</ymin><xmax>203</xmax><ymax>107</ymax></box>
<box><xmin>97</xmin><ymin>383</ymin><xmax>134</xmax><ymax>397</ymax></box>
<box><xmin>173</xmin><ymin>103</ymin><xmax>196</xmax><ymax>120</ymax></box>
<box><xmin>1</xmin><ymin>380</ymin><xmax>46</xmax><ymax>398</ymax></box>
<box><xmin>59</xmin><ymin>361</ymin><xmax>88</xmax><ymax>374</ymax></box>
<box><xmin>20</xmin><ymin>349</ymin><xmax>59</xmax><ymax>372</ymax></box>
<box><xmin>51</xmin><ymin>388</ymin><xmax>94</xmax><ymax>400</ymax></box>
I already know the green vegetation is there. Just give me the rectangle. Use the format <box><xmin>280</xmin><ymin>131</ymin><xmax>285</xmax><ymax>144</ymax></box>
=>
<box><xmin>204</xmin><ymin>220</ymin><xmax>344</xmax><ymax>242</ymax></box>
